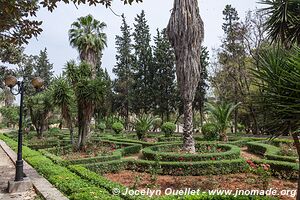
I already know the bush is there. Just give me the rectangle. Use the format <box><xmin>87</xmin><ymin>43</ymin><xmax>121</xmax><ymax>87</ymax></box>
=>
<box><xmin>152</xmin><ymin>117</ymin><xmax>162</xmax><ymax>131</ymax></box>
<box><xmin>202</xmin><ymin>123</ymin><xmax>219</xmax><ymax>141</ymax></box>
<box><xmin>134</xmin><ymin>115</ymin><xmax>153</xmax><ymax>140</ymax></box>
<box><xmin>96</xmin><ymin>122</ymin><xmax>106</xmax><ymax>132</ymax></box>
<box><xmin>142</xmin><ymin>143</ymin><xmax>240</xmax><ymax>162</ymax></box>
<box><xmin>161</xmin><ymin>122</ymin><xmax>176</xmax><ymax>137</ymax></box>
<box><xmin>127</xmin><ymin>158</ymin><xmax>246</xmax><ymax>176</ymax></box>
<box><xmin>48</xmin><ymin>128</ymin><xmax>61</xmax><ymax>135</ymax></box>
<box><xmin>112</xmin><ymin>122</ymin><xmax>124</xmax><ymax>135</ymax></box>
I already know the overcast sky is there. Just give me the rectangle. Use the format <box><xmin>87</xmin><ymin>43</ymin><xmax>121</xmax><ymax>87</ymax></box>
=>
<box><xmin>23</xmin><ymin>0</ymin><xmax>263</xmax><ymax>79</ymax></box>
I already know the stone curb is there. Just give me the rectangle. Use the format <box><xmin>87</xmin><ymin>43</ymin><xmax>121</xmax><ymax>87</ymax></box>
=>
<box><xmin>0</xmin><ymin>140</ymin><xmax>69</xmax><ymax>200</ymax></box>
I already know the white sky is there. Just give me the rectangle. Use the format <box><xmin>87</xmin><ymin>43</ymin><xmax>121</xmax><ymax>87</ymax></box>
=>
<box><xmin>23</xmin><ymin>0</ymin><xmax>263</xmax><ymax>79</ymax></box>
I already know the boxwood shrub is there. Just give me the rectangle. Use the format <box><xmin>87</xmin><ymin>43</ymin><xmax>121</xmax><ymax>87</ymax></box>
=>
<box><xmin>126</xmin><ymin>158</ymin><xmax>247</xmax><ymax>176</ymax></box>
<box><xmin>0</xmin><ymin>135</ymin><xmax>117</xmax><ymax>199</ymax></box>
<box><xmin>246</xmin><ymin>141</ymin><xmax>298</xmax><ymax>163</ymax></box>
<box><xmin>44</xmin><ymin>140</ymin><xmax>142</xmax><ymax>165</ymax></box>
<box><xmin>142</xmin><ymin>143</ymin><xmax>240</xmax><ymax>162</ymax></box>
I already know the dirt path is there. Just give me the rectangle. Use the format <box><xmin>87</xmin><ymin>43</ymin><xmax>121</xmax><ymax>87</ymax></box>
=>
<box><xmin>0</xmin><ymin>144</ymin><xmax>37</xmax><ymax>200</ymax></box>
<box><xmin>240</xmin><ymin>147</ymin><xmax>263</xmax><ymax>161</ymax></box>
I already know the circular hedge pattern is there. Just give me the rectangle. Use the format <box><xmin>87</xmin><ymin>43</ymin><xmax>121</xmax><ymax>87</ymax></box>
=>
<box><xmin>142</xmin><ymin>142</ymin><xmax>241</xmax><ymax>162</ymax></box>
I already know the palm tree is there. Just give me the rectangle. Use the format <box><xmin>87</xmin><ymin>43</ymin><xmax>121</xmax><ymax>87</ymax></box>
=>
<box><xmin>205</xmin><ymin>102</ymin><xmax>241</xmax><ymax>142</ymax></box>
<box><xmin>50</xmin><ymin>77</ymin><xmax>75</xmax><ymax>145</ymax></box>
<box><xmin>69</xmin><ymin>14</ymin><xmax>107</xmax><ymax>77</ymax></box>
<box><xmin>261</xmin><ymin>0</ymin><xmax>300</xmax><ymax>47</ymax></box>
<box><xmin>166</xmin><ymin>0</ymin><xmax>204</xmax><ymax>153</ymax></box>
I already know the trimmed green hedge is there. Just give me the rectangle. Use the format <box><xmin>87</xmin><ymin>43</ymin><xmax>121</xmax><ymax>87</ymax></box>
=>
<box><xmin>105</xmin><ymin>136</ymin><xmax>171</xmax><ymax>147</ymax></box>
<box><xmin>126</xmin><ymin>158</ymin><xmax>247</xmax><ymax>176</ymax></box>
<box><xmin>0</xmin><ymin>135</ymin><xmax>120</xmax><ymax>199</ymax></box>
<box><xmin>142</xmin><ymin>143</ymin><xmax>240</xmax><ymax>162</ymax></box>
<box><xmin>253</xmin><ymin>159</ymin><xmax>298</xmax><ymax>179</ymax></box>
<box><xmin>85</xmin><ymin>160</ymin><xmax>127</xmax><ymax>174</ymax></box>
<box><xmin>246</xmin><ymin>141</ymin><xmax>298</xmax><ymax>163</ymax></box>
<box><xmin>44</xmin><ymin>140</ymin><xmax>142</xmax><ymax>165</ymax></box>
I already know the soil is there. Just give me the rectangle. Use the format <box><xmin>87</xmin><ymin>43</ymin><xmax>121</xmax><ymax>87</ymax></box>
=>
<box><xmin>240</xmin><ymin>147</ymin><xmax>263</xmax><ymax>161</ymax></box>
<box><xmin>105</xmin><ymin>170</ymin><xmax>297</xmax><ymax>200</ymax></box>
<box><xmin>61</xmin><ymin>145</ymin><xmax>115</xmax><ymax>160</ymax></box>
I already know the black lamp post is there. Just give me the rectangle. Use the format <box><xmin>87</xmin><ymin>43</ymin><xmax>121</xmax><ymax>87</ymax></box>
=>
<box><xmin>4</xmin><ymin>75</ymin><xmax>44</xmax><ymax>182</ymax></box>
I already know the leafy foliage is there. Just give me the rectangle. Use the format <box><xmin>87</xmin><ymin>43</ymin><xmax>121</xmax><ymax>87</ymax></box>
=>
<box><xmin>252</xmin><ymin>47</ymin><xmax>300</xmax><ymax>134</ymax></box>
<box><xmin>134</xmin><ymin>114</ymin><xmax>153</xmax><ymax>140</ymax></box>
<box><xmin>0</xmin><ymin>106</ymin><xmax>19</xmax><ymax>127</ymax></box>
<box><xmin>112</xmin><ymin>122</ymin><xmax>124</xmax><ymax>135</ymax></box>
<box><xmin>260</xmin><ymin>0</ymin><xmax>300</xmax><ymax>47</ymax></box>
<box><xmin>205</xmin><ymin>102</ymin><xmax>241</xmax><ymax>141</ymax></box>
<box><xmin>161</xmin><ymin>122</ymin><xmax>176</xmax><ymax>137</ymax></box>
<box><xmin>202</xmin><ymin>123</ymin><xmax>219</xmax><ymax>141</ymax></box>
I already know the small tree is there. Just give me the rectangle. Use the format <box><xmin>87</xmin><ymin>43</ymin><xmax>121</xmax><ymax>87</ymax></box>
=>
<box><xmin>205</xmin><ymin>102</ymin><xmax>240</xmax><ymax>142</ymax></box>
<box><xmin>27</xmin><ymin>91</ymin><xmax>53</xmax><ymax>138</ymax></box>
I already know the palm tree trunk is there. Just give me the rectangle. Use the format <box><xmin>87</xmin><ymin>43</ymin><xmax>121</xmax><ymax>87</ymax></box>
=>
<box><xmin>220</xmin><ymin>130</ymin><xmax>228</xmax><ymax>142</ymax></box>
<box><xmin>167</xmin><ymin>0</ymin><xmax>204</xmax><ymax>153</ymax></box>
<box><xmin>183</xmin><ymin>101</ymin><xmax>195</xmax><ymax>152</ymax></box>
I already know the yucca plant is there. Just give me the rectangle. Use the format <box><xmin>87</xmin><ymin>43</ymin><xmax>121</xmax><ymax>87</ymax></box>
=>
<box><xmin>50</xmin><ymin>76</ymin><xmax>75</xmax><ymax>145</ymax></box>
<box><xmin>260</xmin><ymin>0</ymin><xmax>300</xmax><ymax>47</ymax></box>
<box><xmin>253</xmin><ymin>46</ymin><xmax>300</xmax><ymax>199</ymax></box>
<box><xmin>134</xmin><ymin>115</ymin><xmax>154</xmax><ymax>140</ymax></box>
<box><xmin>205</xmin><ymin>102</ymin><xmax>241</xmax><ymax>142</ymax></box>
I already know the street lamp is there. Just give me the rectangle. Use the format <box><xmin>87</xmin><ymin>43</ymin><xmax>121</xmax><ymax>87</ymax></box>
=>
<box><xmin>4</xmin><ymin>75</ymin><xmax>44</xmax><ymax>182</ymax></box>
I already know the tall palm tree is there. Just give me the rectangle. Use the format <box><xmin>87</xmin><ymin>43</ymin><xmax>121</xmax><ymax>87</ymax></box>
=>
<box><xmin>50</xmin><ymin>77</ymin><xmax>75</xmax><ymax>145</ymax></box>
<box><xmin>205</xmin><ymin>102</ymin><xmax>241</xmax><ymax>142</ymax></box>
<box><xmin>69</xmin><ymin>14</ymin><xmax>107</xmax><ymax>77</ymax></box>
<box><xmin>166</xmin><ymin>0</ymin><xmax>204</xmax><ymax>153</ymax></box>
<box><xmin>261</xmin><ymin>0</ymin><xmax>300</xmax><ymax>47</ymax></box>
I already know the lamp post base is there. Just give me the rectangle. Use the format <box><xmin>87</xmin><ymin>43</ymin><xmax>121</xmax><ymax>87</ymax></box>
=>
<box><xmin>7</xmin><ymin>177</ymin><xmax>32</xmax><ymax>193</ymax></box>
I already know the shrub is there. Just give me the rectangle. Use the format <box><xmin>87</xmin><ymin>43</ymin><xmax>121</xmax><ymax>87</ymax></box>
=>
<box><xmin>161</xmin><ymin>122</ymin><xmax>176</xmax><ymax>137</ymax></box>
<box><xmin>127</xmin><ymin>158</ymin><xmax>246</xmax><ymax>176</ymax></box>
<box><xmin>202</xmin><ymin>123</ymin><xmax>219</xmax><ymax>141</ymax></box>
<box><xmin>112</xmin><ymin>122</ymin><xmax>124</xmax><ymax>135</ymax></box>
<box><xmin>48</xmin><ymin>127</ymin><xmax>61</xmax><ymax>135</ymax></box>
<box><xmin>142</xmin><ymin>143</ymin><xmax>240</xmax><ymax>162</ymax></box>
<box><xmin>152</xmin><ymin>117</ymin><xmax>162</xmax><ymax>131</ymax></box>
<box><xmin>96</xmin><ymin>122</ymin><xmax>106</xmax><ymax>132</ymax></box>
<box><xmin>134</xmin><ymin>115</ymin><xmax>153</xmax><ymax>140</ymax></box>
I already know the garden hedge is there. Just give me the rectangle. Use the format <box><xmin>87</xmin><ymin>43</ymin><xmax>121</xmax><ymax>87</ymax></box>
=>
<box><xmin>126</xmin><ymin>158</ymin><xmax>247</xmax><ymax>176</ymax></box>
<box><xmin>0</xmin><ymin>134</ymin><xmax>120</xmax><ymax>199</ymax></box>
<box><xmin>246</xmin><ymin>141</ymin><xmax>298</xmax><ymax>163</ymax></box>
<box><xmin>142</xmin><ymin>143</ymin><xmax>240</xmax><ymax>162</ymax></box>
<box><xmin>44</xmin><ymin>140</ymin><xmax>142</xmax><ymax>165</ymax></box>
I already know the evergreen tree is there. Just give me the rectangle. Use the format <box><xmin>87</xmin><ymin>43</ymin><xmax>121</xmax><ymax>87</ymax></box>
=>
<box><xmin>131</xmin><ymin>10</ymin><xmax>154</xmax><ymax>114</ymax></box>
<box><xmin>193</xmin><ymin>46</ymin><xmax>209</xmax><ymax>126</ymax></box>
<box><xmin>152</xmin><ymin>29</ymin><xmax>177</xmax><ymax>121</ymax></box>
<box><xmin>216</xmin><ymin>5</ymin><xmax>245</xmax><ymax>133</ymax></box>
<box><xmin>35</xmin><ymin>48</ymin><xmax>54</xmax><ymax>87</ymax></box>
<box><xmin>113</xmin><ymin>15</ymin><xmax>134</xmax><ymax>124</ymax></box>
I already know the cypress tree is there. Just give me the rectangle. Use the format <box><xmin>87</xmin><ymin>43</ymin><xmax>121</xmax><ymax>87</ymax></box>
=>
<box><xmin>113</xmin><ymin>15</ymin><xmax>134</xmax><ymax>124</ymax></box>
<box><xmin>131</xmin><ymin>10</ymin><xmax>154</xmax><ymax>114</ymax></box>
<box><xmin>152</xmin><ymin>29</ymin><xmax>177</xmax><ymax>121</ymax></box>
